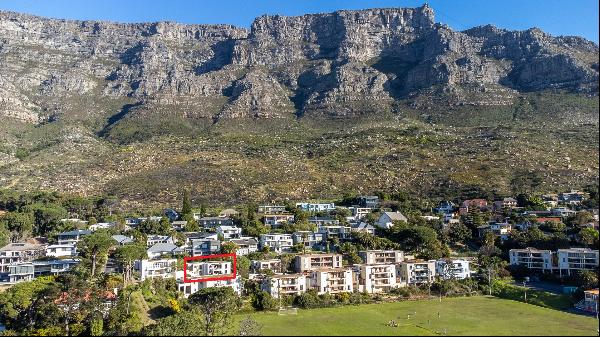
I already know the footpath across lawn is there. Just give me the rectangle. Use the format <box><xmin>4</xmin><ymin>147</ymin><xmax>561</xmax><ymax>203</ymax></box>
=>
<box><xmin>240</xmin><ymin>296</ymin><xmax>598</xmax><ymax>336</ymax></box>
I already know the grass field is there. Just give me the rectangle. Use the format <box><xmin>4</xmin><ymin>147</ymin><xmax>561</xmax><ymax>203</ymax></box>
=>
<box><xmin>242</xmin><ymin>296</ymin><xmax>598</xmax><ymax>336</ymax></box>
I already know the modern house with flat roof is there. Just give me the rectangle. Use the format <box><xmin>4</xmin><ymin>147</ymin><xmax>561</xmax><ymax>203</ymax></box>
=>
<box><xmin>509</xmin><ymin>248</ymin><xmax>554</xmax><ymax>271</ymax></box>
<box><xmin>0</xmin><ymin>242</ymin><xmax>46</xmax><ymax>273</ymax></box>
<box><xmin>46</xmin><ymin>244</ymin><xmax>77</xmax><ymax>257</ymax></box>
<box><xmin>7</xmin><ymin>259</ymin><xmax>79</xmax><ymax>283</ymax></box>
<box><xmin>251</xmin><ymin>259</ymin><xmax>282</xmax><ymax>274</ymax></box>
<box><xmin>261</xmin><ymin>273</ymin><xmax>307</xmax><ymax>298</ymax></box>
<box><xmin>359</xmin><ymin>250</ymin><xmax>404</xmax><ymax>264</ymax></box>
<box><xmin>138</xmin><ymin>258</ymin><xmax>177</xmax><ymax>281</ymax></box>
<box><xmin>399</xmin><ymin>260</ymin><xmax>436</xmax><ymax>285</ymax></box>
<box><xmin>57</xmin><ymin>230</ymin><xmax>91</xmax><ymax>245</ymax></box>
<box><xmin>309</xmin><ymin>268</ymin><xmax>354</xmax><ymax>294</ymax></box>
<box><xmin>355</xmin><ymin>264</ymin><xmax>399</xmax><ymax>293</ymax></box>
<box><xmin>557</xmin><ymin>248</ymin><xmax>599</xmax><ymax>276</ymax></box>
<box><xmin>259</xmin><ymin>234</ymin><xmax>294</xmax><ymax>253</ymax></box>
<box><xmin>295</xmin><ymin>254</ymin><xmax>343</xmax><ymax>272</ymax></box>
<box><xmin>435</xmin><ymin>259</ymin><xmax>471</xmax><ymax>280</ymax></box>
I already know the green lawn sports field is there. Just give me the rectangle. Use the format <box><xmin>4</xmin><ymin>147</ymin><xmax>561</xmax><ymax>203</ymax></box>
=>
<box><xmin>242</xmin><ymin>296</ymin><xmax>598</xmax><ymax>336</ymax></box>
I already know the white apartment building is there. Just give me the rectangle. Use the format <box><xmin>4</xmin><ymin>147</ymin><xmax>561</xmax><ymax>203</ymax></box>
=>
<box><xmin>261</xmin><ymin>274</ymin><xmax>307</xmax><ymax>298</ymax></box>
<box><xmin>296</xmin><ymin>203</ymin><xmax>336</xmax><ymax>212</ymax></box>
<box><xmin>216</xmin><ymin>225</ymin><xmax>242</xmax><ymax>240</ymax></box>
<box><xmin>309</xmin><ymin>268</ymin><xmax>354</xmax><ymax>294</ymax></box>
<box><xmin>349</xmin><ymin>207</ymin><xmax>373</xmax><ymax>220</ymax></box>
<box><xmin>263</xmin><ymin>214</ymin><xmax>295</xmax><ymax>228</ymax></box>
<box><xmin>295</xmin><ymin>254</ymin><xmax>343</xmax><ymax>272</ymax></box>
<box><xmin>0</xmin><ymin>243</ymin><xmax>47</xmax><ymax>273</ymax></box>
<box><xmin>259</xmin><ymin>234</ymin><xmax>294</xmax><ymax>253</ymax></box>
<box><xmin>138</xmin><ymin>258</ymin><xmax>177</xmax><ymax>281</ymax></box>
<box><xmin>435</xmin><ymin>259</ymin><xmax>471</xmax><ymax>280</ymax></box>
<box><xmin>509</xmin><ymin>248</ymin><xmax>554</xmax><ymax>271</ymax></box>
<box><xmin>146</xmin><ymin>235</ymin><xmax>175</xmax><ymax>247</ymax></box>
<box><xmin>557</xmin><ymin>248</ymin><xmax>599</xmax><ymax>276</ymax></box>
<box><xmin>317</xmin><ymin>225</ymin><xmax>352</xmax><ymax>240</ymax></box>
<box><xmin>176</xmin><ymin>270</ymin><xmax>242</xmax><ymax>298</ymax></box>
<box><xmin>251</xmin><ymin>259</ymin><xmax>282</xmax><ymax>274</ymax></box>
<box><xmin>230</xmin><ymin>238</ymin><xmax>258</xmax><ymax>256</ymax></box>
<box><xmin>258</xmin><ymin>205</ymin><xmax>287</xmax><ymax>214</ymax></box>
<box><xmin>508</xmin><ymin>248</ymin><xmax>599</xmax><ymax>277</ymax></box>
<box><xmin>7</xmin><ymin>259</ymin><xmax>79</xmax><ymax>283</ymax></box>
<box><xmin>355</xmin><ymin>264</ymin><xmax>399</xmax><ymax>293</ymax></box>
<box><xmin>176</xmin><ymin>262</ymin><xmax>242</xmax><ymax>298</ymax></box>
<box><xmin>359</xmin><ymin>250</ymin><xmax>404</xmax><ymax>264</ymax></box>
<box><xmin>186</xmin><ymin>261</ymin><xmax>233</xmax><ymax>280</ymax></box>
<box><xmin>399</xmin><ymin>260</ymin><xmax>436</xmax><ymax>285</ymax></box>
<box><xmin>45</xmin><ymin>244</ymin><xmax>77</xmax><ymax>257</ymax></box>
<box><xmin>57</xmin><ymin>230</ymin><xmax>91</xmax><ymax>245</ymax></box>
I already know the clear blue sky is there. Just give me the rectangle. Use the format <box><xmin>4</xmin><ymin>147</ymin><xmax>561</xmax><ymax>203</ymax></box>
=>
<box><xmin>0</xmin><ymin>0</ymin><xmax>598</xmax><ymax>42</ymax></box>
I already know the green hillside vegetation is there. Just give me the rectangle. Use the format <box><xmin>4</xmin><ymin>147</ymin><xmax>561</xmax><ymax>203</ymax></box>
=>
<box><xmin>0</xmin><ymin>91</ymin><xmax>597</xmax><ymax>209</ymax></box>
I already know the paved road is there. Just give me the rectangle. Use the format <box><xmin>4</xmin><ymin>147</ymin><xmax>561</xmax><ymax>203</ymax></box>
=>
<box><xmin>511</xmin><ymin>281</ymin><xmax>565</xmax><ymax>295</ymax></box>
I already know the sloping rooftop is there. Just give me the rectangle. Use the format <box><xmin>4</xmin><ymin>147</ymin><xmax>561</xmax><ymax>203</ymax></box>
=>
<box><xmin>383</xmin><ymin>211</ymin><xmax>407</xmax><ymax>221</ymax></box>
<box><xmin>147</xmin><ymin>243</ymin><xmax>182</xmax><ymax>254</ymax></box>
<box><xmin>0</xmin><ymin>242</ymin><xmax>46</xmax><ymax>251</ymax></box>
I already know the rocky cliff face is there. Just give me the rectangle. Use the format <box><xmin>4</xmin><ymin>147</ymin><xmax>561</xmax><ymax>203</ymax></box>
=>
<box><xmin>0</xmin><ymin>5</ymin><xmax>597</xmax><ymax>125</ymax></box>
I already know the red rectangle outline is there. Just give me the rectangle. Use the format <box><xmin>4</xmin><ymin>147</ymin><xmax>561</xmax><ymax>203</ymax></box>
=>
<box><xmin>183</xmin><ymin>253</ymin><xmax>237</xmax><ymax>283</ymax></box>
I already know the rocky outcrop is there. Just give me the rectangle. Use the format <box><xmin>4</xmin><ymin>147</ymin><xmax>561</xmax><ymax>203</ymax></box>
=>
<box><xmin>219</xmin><ymin>69</ymin><xmax>294</xmax><ymax>118</ymax></box>
<box><xmin>0</xmin><ymin>5</ymin><xmax>597</xmax><ymax>124</ymax></box>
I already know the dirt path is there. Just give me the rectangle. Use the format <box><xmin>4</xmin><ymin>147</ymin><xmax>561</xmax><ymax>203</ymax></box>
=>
<box><xmin>131</xmin><ymin>290</ymin><xmax>156</xmax><ymax>326</ymax></box>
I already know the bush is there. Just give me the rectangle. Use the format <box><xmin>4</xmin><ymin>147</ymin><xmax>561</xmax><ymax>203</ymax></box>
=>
<box><xmin>294</xmin><ymin>290</ymin><xmax>320</xmax><ymax>309</ymax></box>
<box><xmin>252</xmin><ymin>291</ymin><xmax>278</xmax><ymax>311</ymax></box>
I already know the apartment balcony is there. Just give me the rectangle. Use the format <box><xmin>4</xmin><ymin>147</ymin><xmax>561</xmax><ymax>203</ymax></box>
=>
<box><xmin>280</xmin><ymin>285</ymin><xmax>300</xmax><ymax>291</ymax></box>
<box><xmin>372</xmin><ymin>280</ymin><xmax>391</xmax><ymax>286</ymax></box>
<box><xmin>279</xmin><ymin>280</ymin><xmax>298</xmax><ymax>285</ymax></box>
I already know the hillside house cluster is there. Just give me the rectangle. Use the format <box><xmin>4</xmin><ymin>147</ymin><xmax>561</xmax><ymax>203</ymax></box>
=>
<box><xmin>256</xmin><ymin>251</ymin><xmax>472</xmax><ymax>298</ymax></box>
<box><xmin>0</xmin><ymin>190</ymin><xmax>596</xmax><ymax>304</ymax></box>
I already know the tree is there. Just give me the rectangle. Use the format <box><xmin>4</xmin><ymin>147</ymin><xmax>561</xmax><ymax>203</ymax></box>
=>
<box><xmin>565</xmin><ymin>211</ymin><xmax>594</xmax><ymax>227</ymax></box>
<box><xmin>106</xmin><ymin>288</ymin><xmax>145</xmax><ymax>335</ymax></box>
<box><xmin>570</xmin><ymin>270</ymin><xmax>599</xmax><ymax>290</ymax></box>
<box><xmin>479</xmin><ymin>255</ymin><xmax>506</xmax><ymax>295</ymax></box>
<box><xmin>0</xmin><ymin>211</ymin><xmax>34</xmax><ymax>242</ymax></box>
<box><xmin>188</xmin><ymin>287</ymin><xmax>241</xmax><ymax>336</ymax></box>
<box><xmin>237</xmin><ymin>256</ymin><xmax>251</xmax><ymax>278</ymax></box>
<box><xmin>0</xmin><ymin>276</ymin><xmax>56</xmax><ymax>330</ymax></box>
<box><xmin>220</xmin><ymin>241</ymin><xmax>237</xmax><ymax>254</ymax></box>
<box><xmin>114</xmin><ymin>243</ymin><xmax>147</xmax><ymax>284</ymax></box>
<box><xmin>77</xmin><ymin>230</ymin><xmax>115</xmax><ymax>277</ymax></box>
<box><xmin>0</xmin><ymin>223</ymin><xmax>9</xmax><ymax>248</ymax></box>
<box><xmin>339</xmin><ymin>242</ymin><xmax>362</xmax><ymax>265</ymax></box>
<box><xmin>143</xmin><ymin>310</ymin><xmax>204</xmax><ymax>336</ymax></box>
<box><xmin>393</xmin><ymin>225</ymin><xmax>444</xmax><ymax>260</ymax></box>
<box><xmin>181</xmin><ymin>190</ymin><xmax>193</xmax><ymax>218</ymax></box>
<box><xmin>26</xmin><ymin>204</ymin><xmax>68</xmax><ymax>236</ymax></box>
<box><xmin>52</xmin><ymin>274</ymin><xmax>103</xmax><ymax>336</ymax></box>
<box><xmin>139</xmin><ymin>217</ymin><xmax>172</xmax><ymax>236</ymax></box>
<box><xmin>447</xmin><ymin>221</ymin><xmax>472</xmax><ymax>244</ymax></box>
<box><xmin>90</xmin><ymin>317</ymin><xmax>104</xmax><ymax>336</ymax></box>
<box><xmin>578</xmin><ymin>227</ymin><xmax>599</xmax><ymax>248</ymax></box>
<box><xmin>251</xmin><ymin>291</ymin><xmax>278</xmax><ymax>311</ymax></box>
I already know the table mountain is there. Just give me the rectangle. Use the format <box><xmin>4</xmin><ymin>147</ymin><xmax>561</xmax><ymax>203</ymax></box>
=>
<box><xmin>0</xmin><ymin>5</ymin><xmax>597</xmax><ymax>125</ymax></box>
<box><xmin>0</xmin><ymin>6</ymin><xmax>598</xmax><ymax>207</ymax></box>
